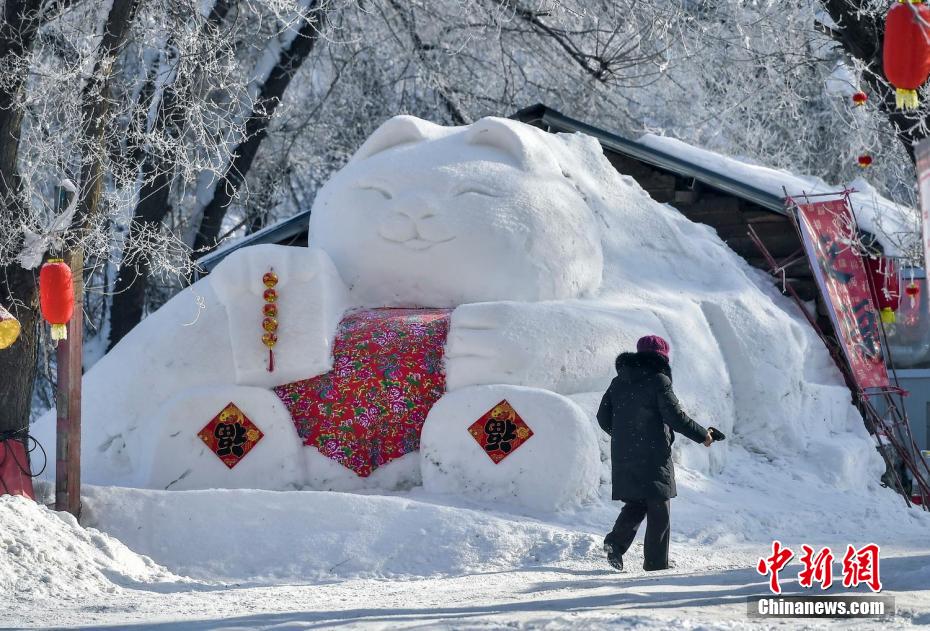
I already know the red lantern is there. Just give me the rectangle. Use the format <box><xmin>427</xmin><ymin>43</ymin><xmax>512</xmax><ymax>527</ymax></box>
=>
<box><xmin>865</xmin><ymin>256</ymin><xmax>900</xmax><ymax>323</ymax></box>
<box><xmin>883</xmin><ymin>0</ymin><xmax>930</xmax><ymax>109</ymax></box>
<box><xmin>39</xmin><ymin>259</ymin><xmax>74</xmax><ymax>341</ymax></box>
<box><xmin>858</xmin><ymin>154</ymin><xmax>873</xmax><ymax>168</ymax></box>
<box><xmin>852</xmin><ymin>91</ymin><xmax>868</xmax><ymax>106</ymax></box>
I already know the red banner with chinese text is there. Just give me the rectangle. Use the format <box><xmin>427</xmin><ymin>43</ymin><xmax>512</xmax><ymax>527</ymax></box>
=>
<box><xmin>796</xmin><ymin>199</ymin><xmax>889</xmax><ymax>390</ymax></box>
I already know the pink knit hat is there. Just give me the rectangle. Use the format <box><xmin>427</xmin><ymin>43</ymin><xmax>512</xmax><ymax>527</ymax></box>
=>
<box><xmin>636</xmin><ymin>335</ymin><xmax>670</xmax><ymax>360</ymax></box>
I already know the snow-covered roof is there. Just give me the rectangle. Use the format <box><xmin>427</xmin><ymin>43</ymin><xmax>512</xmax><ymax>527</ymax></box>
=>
<box><xmin>637</xmin><ymin>134</ymin><xmax>917</xmax><ymax>259</ymax></box>
<box><xmin>195</xmin><ymin>209</ymin><xmax>311</xmax><ymax>275</ymax></box>
<box><xmin>516</xmin><ymin>104</ymin><xmax>917</xmax><ymax>259</ymax></box>
<box><xmin>514</xmin><ymin>104</ymin><xmax>789</xmax><ymax>215</ymax></box>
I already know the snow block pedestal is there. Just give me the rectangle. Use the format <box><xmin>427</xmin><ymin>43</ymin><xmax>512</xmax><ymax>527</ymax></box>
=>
<box><xmin>140</xmin><ymin>385</ymin><xmax>306</xmax><ymax>491</ymax></box>
<box><xmin>420</xmin><ymin>385</ymin><xmax>600</xmax><ymax>512</ymax></box>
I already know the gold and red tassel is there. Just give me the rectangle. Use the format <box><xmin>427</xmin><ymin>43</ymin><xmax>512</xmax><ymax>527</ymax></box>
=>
<box><xmin>895</xmin><ymin>88</ymin><xmax>920</xmax><ymax>110</ymax></box>
<box><xmin>262</xmin><ymin>270</ymin><xmax>279</xmax><ymax>372</ymax></box>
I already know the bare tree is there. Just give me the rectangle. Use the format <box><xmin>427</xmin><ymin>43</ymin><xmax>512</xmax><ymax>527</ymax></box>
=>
<box><xmin>192</xmin><ymin>0</ymin><xmax>328</xmax><ymax>254</ymax></box>
<box><xmin>1</xmin><ymin>0</ymin><xmax>322</xmax><ymax>433</ymax></box>
<box><xmin>0</xmin><ymin>0</ymin><xmax>46</xmax><ymax>447</ymax></box>
<box><xmin>820</xmin><ymin>0</ymin><xmax>930</xmax><ymax>162</ymax></box>
<box><xmin>107</xmin><ymin>0</ymin><xmax>233</xmax><ymax>349</ymax></box>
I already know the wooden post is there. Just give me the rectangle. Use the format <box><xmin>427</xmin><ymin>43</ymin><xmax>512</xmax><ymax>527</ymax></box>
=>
<box><xmin>54</xmin><ymin>249</ymin><xmax>82</xmax><ymax>516</ymax></box>
<box><xmin>54</xmin><ymin>190</ymin><xmax>83</xmax><ymax>516</ymax></box>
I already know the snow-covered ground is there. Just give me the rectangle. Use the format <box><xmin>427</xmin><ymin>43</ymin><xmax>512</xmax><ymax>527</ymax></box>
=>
<box><xmin>5</xmin><ymin>118</ymin><xmax>930</xmax><ymax>628</ymax></box>
<box><xmin>2</xmin><ymin>477</ymin><xmax>928</xmax><ymax>629</ymax></box>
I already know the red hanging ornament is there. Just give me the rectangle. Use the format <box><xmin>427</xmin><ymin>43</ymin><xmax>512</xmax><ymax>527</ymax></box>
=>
<box><xmin>39</xmin><ymin>259</ymin><xmax>74</xmax><ymax>341</ymax></box>
<box><xmin>903</xmin><ymin>281</ymin><xmax>922</xmax><ymax>326</ymax></box>
<box><xmin>261</xmin><ymin>269</ymin><xmax>279</xmax><ymax>372</ymax></box>
<box><xmin>864</xmin><ymin>256</ymin><xmax>900</xmax><ymax>324</ymax></box>
<box><xmin>883</xmin><ymin>0</ymin><xmax>930</xmax><ymax>110</ymax></box>
<box><xmin>857</xmin><ymin>154</ymin><xmax>873</xmax><ymax>168</ymax></box>
<box><xmin>852</xmin><ymin>91</ymin><xmax>868</xmax><ymax>106</ymax></box>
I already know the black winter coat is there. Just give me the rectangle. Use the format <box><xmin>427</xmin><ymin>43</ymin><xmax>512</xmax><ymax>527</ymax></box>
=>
<box><xmin>597</xmin><ymin>351</ymin><xmax>709</xmax><ymax>501</ymax></box>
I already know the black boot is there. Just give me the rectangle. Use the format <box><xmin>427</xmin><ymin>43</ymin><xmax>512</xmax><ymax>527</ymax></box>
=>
<box><xmin>604</xmin><ymin>542</ymin><xmax>624</xmax><ymax>571</ymax></box>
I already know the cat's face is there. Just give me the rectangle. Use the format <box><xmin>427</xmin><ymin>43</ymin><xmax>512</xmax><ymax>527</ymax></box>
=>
<box><xmin>309</xmin><ymin>116</ymin><xmax>603</xmax><ymax>307</ymax></box>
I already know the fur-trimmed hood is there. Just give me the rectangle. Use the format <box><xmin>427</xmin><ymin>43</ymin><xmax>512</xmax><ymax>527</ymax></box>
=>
<box><xmin>614</xmin><ymin>351</ymin><xmax>671</xmax><ymax>384</ymax></box>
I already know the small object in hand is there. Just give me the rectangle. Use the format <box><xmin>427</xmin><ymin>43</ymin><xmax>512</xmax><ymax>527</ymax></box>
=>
<box><xmin>708</xmin><ymin>427</ymin><xmax>726</xmax><ymax>441</ymax></box>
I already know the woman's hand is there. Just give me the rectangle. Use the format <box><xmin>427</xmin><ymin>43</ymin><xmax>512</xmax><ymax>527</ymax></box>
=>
<box><xmin>703</xmin><ymin>433</ymin><xmax>714</xmax><ymax>447</ymax></box>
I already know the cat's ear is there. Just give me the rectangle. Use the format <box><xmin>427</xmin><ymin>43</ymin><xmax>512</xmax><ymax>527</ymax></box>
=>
<box><xmin>351</xmin><ymin>115</ymin><xmax>442</xmax><ymax>162</ymax></box>
<box><xmin>464</xmin><ymin>117</ymin><xmax>561</xmax><ymax>173</ymax></box>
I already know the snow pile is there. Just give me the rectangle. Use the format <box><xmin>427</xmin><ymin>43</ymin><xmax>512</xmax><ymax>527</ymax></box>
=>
<box><xmin>638</xmin><ymin>133</ymin><xmax>918</xmax><ymax>258</ymax></box>
<box><xmin>0</xmin><ymin>495</ymin><xmax>177</xmax><ymax>601</ymax></box>
<box><xmin>80</xmin><ymin>486</ymin><xmax>599</xmax><ymax>582</ymax></box>
<box><xmin>533</xmin><ymin>129</ymin><xmax>874</xmax><ymax>484</ymax></box>
<box><xmin>33</xmin><ymin>278</ymin><xmax>240</xmax><ymax>488</ymax></box>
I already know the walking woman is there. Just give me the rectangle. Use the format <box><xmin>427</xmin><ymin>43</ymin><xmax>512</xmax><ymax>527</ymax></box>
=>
<box><xmin>597</xmin><ymin>335</ymin><xmax>717</xmax><ymax>572</ymax></box>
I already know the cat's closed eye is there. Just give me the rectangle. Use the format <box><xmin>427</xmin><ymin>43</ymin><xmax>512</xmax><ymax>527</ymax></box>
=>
<box><xmin>452</xmin><ymin>187</ymin><xmax>499</xmax><ymax>198</ymax></box>
<box><xmin>357</xmin><ymin>184</ymin><xmax>393</xmax><ymax>200</ymax></box>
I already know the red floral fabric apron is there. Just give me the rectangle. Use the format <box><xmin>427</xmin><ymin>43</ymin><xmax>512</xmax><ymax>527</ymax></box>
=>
<box><xmin>273</xmin><ymin>308</ymin><xmax>451</xmax><ymax>477</ymax></box>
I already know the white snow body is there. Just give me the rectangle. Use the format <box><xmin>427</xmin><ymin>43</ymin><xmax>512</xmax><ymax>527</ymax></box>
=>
<box><xmin>32</xmin><ymin>115</ymin><xmax>878</xmax><ymax>512</ymax></box>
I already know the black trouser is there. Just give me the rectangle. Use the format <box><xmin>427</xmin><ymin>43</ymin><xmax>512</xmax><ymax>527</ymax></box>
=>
<box><xmin>604</xmin><ymin>498</ymin><xmax>671</xmax><ymax>570</ymax></box>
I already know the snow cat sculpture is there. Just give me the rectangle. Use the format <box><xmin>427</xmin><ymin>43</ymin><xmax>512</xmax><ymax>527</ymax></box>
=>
<box><xmin>34</xmin><ymin>115</ymin><xmax>867</xmax><ymax>511</ymax></box>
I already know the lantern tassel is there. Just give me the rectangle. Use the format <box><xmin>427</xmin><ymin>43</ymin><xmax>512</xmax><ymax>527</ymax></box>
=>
<box><xmin>895</xmin><ymin>88</ymin><xmax>919</xmax><ymax>110</ymax></box>
<box><xmin>881</xmin><ymin>307</ymin><xmax>896</xmax><ymax>325</ymax></box>
<box><xmin>50</xmin><ymin>323</ymin><xmax>68</xmax><ymax>341</ymax></box>
<box><xmin>268</xmin><ymin>349</ymin><xmax>275</xmax><ymax>373</ymax></box>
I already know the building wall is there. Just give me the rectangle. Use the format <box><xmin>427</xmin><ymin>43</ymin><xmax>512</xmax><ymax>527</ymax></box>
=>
<box><xmin>885</xmin><ymin>370</ymin><xmax>930</xmax><ymax>453</ymax></box>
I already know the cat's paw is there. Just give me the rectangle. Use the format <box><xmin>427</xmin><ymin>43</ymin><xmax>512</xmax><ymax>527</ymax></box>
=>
<box><xmin>208</xmin><ymin>245</ymin><xmax>350</xmax><ymax>387</ymax></box>
<box><xmin>445</xmin><ymin>301</ymin><xmax>535</xmax><ymax>389</ymax></box>
<box><xmin>445</xmin><ymin>299</ymin><xmax>660</xmax><ymax>394</ymax></box>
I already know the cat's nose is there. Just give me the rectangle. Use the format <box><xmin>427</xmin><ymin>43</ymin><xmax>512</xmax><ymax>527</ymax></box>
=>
<box><xmin>396</xmin><ymin>206</ymin><xmax>437</xmax><ymax>221</ymax></box>
<box><xmin>379</xmin><ymin>213</ymin><xmax>417</xmax><ymax>242</ymax></box>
